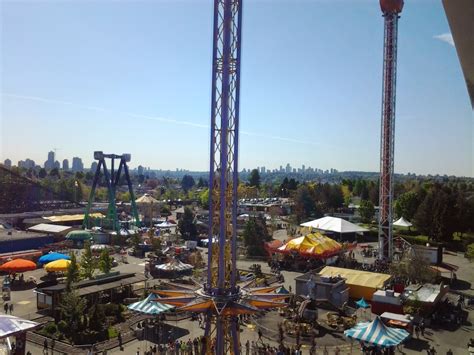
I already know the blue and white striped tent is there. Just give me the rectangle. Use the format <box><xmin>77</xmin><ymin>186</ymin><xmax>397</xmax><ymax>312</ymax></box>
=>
<box><xmin>344</xmin><ymin>316</ymin><xmax>410</xmax><ymax>347</ymax></box>
<box><xmin>128</xmin><ymin>293</ymin><xmax>174</xmax><ymax>315</ymax></box>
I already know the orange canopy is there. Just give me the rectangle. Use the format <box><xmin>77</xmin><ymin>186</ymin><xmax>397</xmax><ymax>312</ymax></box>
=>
<box><xmin>0</xmin><ymin>259</ymin><xmax>36</xmax><ymax>272</ymax></box>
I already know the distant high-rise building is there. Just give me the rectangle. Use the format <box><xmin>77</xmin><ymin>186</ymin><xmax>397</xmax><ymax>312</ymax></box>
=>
<box><xmin>137</xmin><ymin>165</ymin><xmax>144</xmax><ymax>175</ymax></box>
<box><xmin>19</xmin><ymin>159</ymin><xmax>36</xmax><ymax>169</ymax></box>
<box><xmin>292</xmin><ymin>168</ymin><xmax>296</xmax><ymax>173</ymax></box>
<box><xmin>3</xmin><ymin>159</ymin><xmax>11</xmax><ymax>168</ymax></box>
<box><xmin>279</xmin><ymin>165</ymin><xmax>283</xmax><ymax>172</ymax></box>
<box><xmin>261</xmin><ymin>166</ymin><xmax>266</xmax><ymax>174</ymax></box>
<box><xmin>44</xmin><ymin>151</ymin><xmax>55</xmax><ymax>170</ymax></box>
<box><xmin>54</xmin><ymin>161</ymin><xmax>60</xmax><ymax>169</ymax></box>
<box><xmin>302</xmin><ymin>164</ymin><xmax>305</xmax><ymax>172</ymax></box>
<box><xmin>72</xmin><ymin>157</ymin><xmax>84</xmax><ymax>172</ymax></box>
<box><xmin>90</xmin><ymin>161</ymin><xmax>98</xmax><ymax>172</ymax></box>
<box><xmin>285</xmin><ymin>163</ymin><xmax>291</xmax><ymax>173</ymax></box>
<box><xmin>62</xmin><ymin>159</ymin><xmax>69</xmax><ymax>170</ymax></box>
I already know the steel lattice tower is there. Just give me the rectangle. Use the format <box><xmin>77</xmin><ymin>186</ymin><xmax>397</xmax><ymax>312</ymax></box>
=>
<box><xmin>154</xmin><ymin>2</ymin><xmax>287</xmax><ymax>353</ymax></box>
<box><xmin>206</xmin><ymin>0</ymin><xmax>243</xmax><ymax>353</ymax></box>
<box><xmin>378</xmin><ymin>0</ymin><xmax>403</xmax><ymax>260</ymax></box>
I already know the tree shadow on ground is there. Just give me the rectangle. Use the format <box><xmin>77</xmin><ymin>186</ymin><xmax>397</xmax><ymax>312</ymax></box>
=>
<box><xmin>449</xmin><ymin>279</ymin><xmax>472</xmax><ymax>291</ymax></box>
<box><xmin>403</xmin><ymin>338</ymin><xmax>431</xmax><ymax>352</ymax></box>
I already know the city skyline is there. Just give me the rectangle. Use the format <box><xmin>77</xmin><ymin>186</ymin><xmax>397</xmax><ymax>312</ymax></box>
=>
<box><xmin>1</xmin><ymin>1</ymin><xmax>472</xmax><ymax>177</ymax></box>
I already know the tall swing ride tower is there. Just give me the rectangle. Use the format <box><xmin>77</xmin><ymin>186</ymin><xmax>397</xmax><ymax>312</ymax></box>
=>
<box><xmin>378</xmin><ymin>0</ymin><xmax>404</xmax><ymax>260</ymax></box>
<box><xmin>154</xmin><ymin>1</ymin><xmax>287</xmax><ymax>354</ymax></box>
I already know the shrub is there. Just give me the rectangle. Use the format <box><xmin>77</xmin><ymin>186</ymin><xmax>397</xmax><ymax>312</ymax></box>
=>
<box><xmin>57</xmin><ymin>320</ymin><xmax>67</xmax><ymax>333</ymax></box>
<box><xmin>108</xmin><ymin>327</ymin><xmax>118</xmax><ymax>339</ymax></box>
<box><xmin>44</xmin><ymin>323</ymin><xmax>57</xmax><ymax>335</ymax></box>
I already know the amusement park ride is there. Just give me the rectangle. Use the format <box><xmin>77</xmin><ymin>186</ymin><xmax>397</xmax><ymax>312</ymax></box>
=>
<box><xmin>154</xmin><ymin>0</ymin><xmax>288</xmax><ymax>354</ymax></box>
<box><xmin>378</xmin><ymin>0</ymin><xmax>403</xmax><ymax>261</ymax></box>
<box><xmin>83</xmin><ymin>151</ymin><xmax>140</xmax><ymax>233</ymax></box>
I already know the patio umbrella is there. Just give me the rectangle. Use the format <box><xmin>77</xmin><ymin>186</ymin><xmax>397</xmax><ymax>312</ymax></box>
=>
<box><xmin>0</xmin><ymin>259</ymin><xmax>36</xmax><ymax>273</ymax></box>
<box><xmin>38</xmin><ymin>253</ymin><xmax>70</xmax><ymax>265</ymax></box>
<box><xmin>0</xmin><ymin>315</ymin><xmax>39</xmax><ymax>338</ymax></box>
<box><xmin>44</xmin><ymin>259</ymin><xmax>71</xmax><ymax>272</ymax></box>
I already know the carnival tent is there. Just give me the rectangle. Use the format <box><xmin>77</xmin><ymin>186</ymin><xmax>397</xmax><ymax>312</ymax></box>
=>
<box><xmin>319</xmin><ymin>266</ymin><xmax>392</xmax><ymax>300</ymax></box>
<box><xmin>356</xmin><ymin>298</ymin><xmax>370</xmax><ymax>309</ymax></box>
<box><xmin>393</xmin><ymin>217</ymin><xmax>412</xmax><ymax>228</ymax></box>
<box><xmin>0</xmin><ymin>259</ymin><xmax>36</xmax><ymax>273</ymax></box>
<box><xmin>136</xmin><ymin>194</ymin><xmax>159</xmax><ymax>204</ymax></box>
<box><xmin>301</xmin><ymin>216</ymin><xmax>369</xmax><ymax>234</ymax></box>
<box><xmin>344</xmin><ymin>316</ymin><xmax>410</xmax><ymax>347</ymax></box>
<box><xmin>38</xmin><ymin>253</ymin><xmax>70</xmax><ymax>265</ymax></box>
<box><xmin>156</xmin><ymin>259</ymin><xmax>193</xmax><ymax>272</ymax></box>
<box><xmin>277</xmin><ymin>233</ymin><xmax>342</xmax><ymax>258</ymax></box>
<box><xmin>44</xmin><ymin>259</ymin><xmax>71</xmax><ymax>272</ymax></box>
<box><xmin>128</xmin><ymin>293</ymin><xmax>174</xmax><ymax>315</ymax></box>
<box><xmin>0</xmin><ymin>315</ymin><xmax>40</xmax><ymax>339</ymax></box>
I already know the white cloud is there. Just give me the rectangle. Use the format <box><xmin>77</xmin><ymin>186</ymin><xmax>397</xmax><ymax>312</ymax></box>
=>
<box><xmin>433</xmin><ymin>33</ymin><xmax>455</xmax><ymax>47</ymax></box>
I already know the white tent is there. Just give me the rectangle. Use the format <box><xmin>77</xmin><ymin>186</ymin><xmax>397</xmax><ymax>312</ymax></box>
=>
<box><xmin>393</xmin><ymin>217</ymin><xmax>412</xmax><ymax>227</ymax></box>
<box><xmin>301</xmin><ymin>216</ymin><xmax>369</xmax><ymax>234</ymax></box>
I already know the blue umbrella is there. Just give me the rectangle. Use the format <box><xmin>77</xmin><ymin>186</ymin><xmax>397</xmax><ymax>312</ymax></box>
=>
<box><xmin>38</xmin><ymin>253</ymin><xmax>71</xmax><ymax>265</ymax></box>
<box><xmin>356</xmin><ymin>298</ymin><xmax>370</xmax><ymax>309</ymax></box>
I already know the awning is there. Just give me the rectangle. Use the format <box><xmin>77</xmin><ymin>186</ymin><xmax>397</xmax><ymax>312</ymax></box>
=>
<box><xmin>46</xmin><ymin>213</ymin><xmax>104</xmax><ymax>223</ymax></box>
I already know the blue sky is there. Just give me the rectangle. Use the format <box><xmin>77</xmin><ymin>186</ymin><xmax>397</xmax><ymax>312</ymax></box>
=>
<box><xmin>1</xmin><ymin>0</ymin><xmax>472</xmax><ymax>176</ymax></box>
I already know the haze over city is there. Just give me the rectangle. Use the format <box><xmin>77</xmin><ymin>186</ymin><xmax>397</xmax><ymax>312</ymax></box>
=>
<box><xmin>1</xmin><ymin>0</ymin><xmax>472</xmax><ymax>176</ymax></box>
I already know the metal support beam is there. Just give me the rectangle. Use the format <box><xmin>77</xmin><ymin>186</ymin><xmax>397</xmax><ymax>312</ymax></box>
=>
<box><xmin>378</xmin><ymin>11</ymin><xmax>400</xmax><ymax>261</ymax></box>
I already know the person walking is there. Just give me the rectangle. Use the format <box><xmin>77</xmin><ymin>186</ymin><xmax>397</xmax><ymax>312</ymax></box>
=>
<box><xmin>50</xmin><ymin>338</ymin><xmax>55</xmax><ymax>355</ymax></box>
<box><xmin>414</xmin><ymin>325</ymin><xmax>420</xmax><ymax>338</ymax></box>
<box><xmin>9</xmin><ymin>303</ymin><xmax>13</xmax><ymax>314</ymax></box>
<box><xmin>420</xmin><ymin>321</ymin><xmax>425</xmax><ymax>337</ymax></box>
<box><xmin>43</xmin><ymin>338</ymin><xmax>48</xmax><ymax>354</ymax></box>
<box><xmin>3</xmin><ymin>303</ymin><xmax>8</xmax><ymax>314</ymax></box>
<box><xmin>245</xmin><ymin>340</ymin><xmax>250</xmax><ymax>355</ymax></box>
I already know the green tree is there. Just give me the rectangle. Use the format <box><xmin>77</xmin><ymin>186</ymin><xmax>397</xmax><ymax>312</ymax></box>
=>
<box><xmin>197</xmin><ymin>177</ymin><xmax>207</xmax><ymax>188</ymax></box>
<box><xmin>358</xmin><ymin>200</ymin><xmax>375</xmax><ymax>223</ymax></box>
<box><xmin>80</xmin><ymin>241</ymin><xmax>96</xmax><ymax>280</ymax></box>
<box><xmin>294</xmin><ymin>185</ymin><xmax>318</xmax><ymax>223</ymax></box>
<box><xmin>59</xmin><ymin>290</ymin><xmax>87</xmax><ymax>339</ymax></box>
<box><xmin>178</xmin><ymin>207</ymin><xmax>197</xmax><ymax>240</ymax></box>
<box><xmin>181</xmin><ymin>175</ymin><xmax>196</xmax><ymax>192</ymax></box>
<box><xmin>99</xmin><ymin>249</ymin><xmax>113</xmax><ymax>274</ymax></box>
<box><xmin>243</xmin><ymin>217</ymin><xmax>271</xmax><ymax>256</ymax></box>
<box><xmin>66</xmin><ymin>253</ymin><xmax>80</xmax><ymax>290</ymax></box>
<box><xmin>414</xmin><ymin>186</ymin><xmax>457</xmax><ymax>242</ymax></box>
<box><xmin>88</xmin><ymin>304</ymin><xmax>106</xmax><ymax>332</ymax></box>
<box><xmin>394</xmin><ymin>191</ymin><xmax>420</xmax><ymax>220</ymax></box>
<box><xmin>248</xmin><ymin>169</ymin><xmax>261</xmax><ymax>188</ymax></box>
<box><xmin>199</xmin><ymin>189</ymin><xmax>210</xmax><ymax>209</ymax></box>
<box><xmin>49</xmin><ymin>168</ymin><xmax>60</xmax><ymax>178</ymax></box>
<box><xmin>38</xmin><ymin>168</ymin><xmax>47</xmax><ymax>178</ymax></box>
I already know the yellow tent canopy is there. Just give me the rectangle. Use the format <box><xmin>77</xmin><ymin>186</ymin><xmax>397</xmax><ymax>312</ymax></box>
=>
<box><xmin>319</xmin><ymin>266</ymin><xmax>392</xmax><ymax>300</ymax></box>
<box><xmin>44</xmin><ymin>259</ymin><xmax>71</xmax><ymax>272</ymax></box>
<box><xmin>277</xmin><ymin>233</ymin><xmax>342</xmax><ymax>257</ymax></box>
